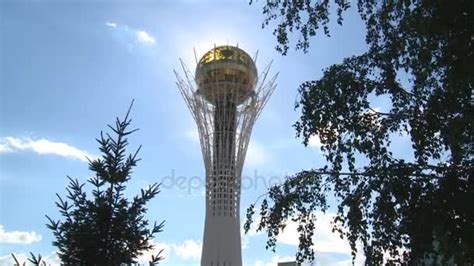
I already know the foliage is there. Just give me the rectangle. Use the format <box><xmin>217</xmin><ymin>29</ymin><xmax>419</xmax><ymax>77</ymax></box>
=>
<box><xmin>247</xmin><ymin>0</ymin><xmax>473</xmax><ymax>264</ymax></box>
<box><xmin>46</xmin><ymin>103</ymin><xmax>165</xmax><ymax>265</ymax></box>
<box><xmin>11</xmin><ymin>253</ymin><xmax>46</xmax><ymax>266</ymax></box>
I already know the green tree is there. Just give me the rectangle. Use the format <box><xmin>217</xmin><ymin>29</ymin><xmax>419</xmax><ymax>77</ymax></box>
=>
<box><xmin>46</xmin><ymin>103</ymin><xmax>165</xmax><ymax>265</ymax></box>
<box><xmin>11</xmin><ymin>253</ymin><xmax>46</xmax><ymax>266</ymax></box>
<box><xmin>246</xmin><ymin>0</ymin><xmax>473</xmax><ymax>264</ymax></box>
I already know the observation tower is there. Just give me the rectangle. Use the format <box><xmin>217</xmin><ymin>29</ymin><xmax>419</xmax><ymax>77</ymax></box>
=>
<box><xmin>175</xmin><ymin>45</ymin><xmax>277</xmax><ymax>266</ymax></box>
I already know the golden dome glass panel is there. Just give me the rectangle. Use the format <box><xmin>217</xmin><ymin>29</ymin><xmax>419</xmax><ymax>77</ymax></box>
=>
<box><xmin>195</xmin><ymin>45</ymin><xmax>258</xmax><ymax>105</ymax></box>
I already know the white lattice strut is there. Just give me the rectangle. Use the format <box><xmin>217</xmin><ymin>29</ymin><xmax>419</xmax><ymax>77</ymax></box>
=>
<box><xmin>175</xmin><ymin>47</ymin><xmax>277</xmax><ymax>266</ymax></box>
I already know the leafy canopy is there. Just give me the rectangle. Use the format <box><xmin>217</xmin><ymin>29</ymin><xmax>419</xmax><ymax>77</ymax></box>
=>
<box><xmin>246</xmin><ymin>0</ymin><xmax>473</xmax><ymax>264</ymax></box>
<box><xmin>46</xmin><ymin>103</ymin><xmax>165</xmax><ymax>265</ymax></box>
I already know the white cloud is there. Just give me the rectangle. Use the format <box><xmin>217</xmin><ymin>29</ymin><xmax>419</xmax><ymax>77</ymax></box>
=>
<box><xmin>173</xmin><ymin>239</ymin><xmax>201</xmax><ymax>261</ymax></box>
<box><xmin>0</xmin><ymin>253</ymin><xmax>28</xmax><ymax>266</ymax></box>
<box><xmin>104</xmin><ymin>21</ymin><xmax>156</xmax><ymax>47</ymax></box>
<box><xmin>137</xmin><ymin>241</ymin><xmax>171</xmax><ymax>264</ymax></box>
<box><xmin>241</xmin><ymin>215</ymin><xmax>263</xmax><ymax>237</ymax></box>
<box><xmin>243</xmin><ymin>213</ymin><xmax>364</xmax><ymax>265</ymax></box>
<box><xmin>105</xmin><ymin>21</ymin><xmax>117</xmax><ymax>28</ymax></box>
<box><xmin>43</xmin><ymin>252</ymin><xmax>61</xmax><ymax>265</ymax></box>
<box><xmin>0</xmin><ymin>143</ymin><xmax>12</xmax><ymax>153</ymax></box>
<box><xmin>241</xmin><ymin>215</ymin><xmax>263</xmax><ymax>250</ymax></box>
<box><xmin>273</xmin><ymin>212</ymin><xmax>352</xmax><ymax>254</ymax></box>
<box><xmin>1</xmin><ymin>251</ymin><xmax>60</xmax><ymax>266</ymax></box>
<box><xmin>308</xmin><ymin>134</ymin><xmax>322</xmax><ymax>148</ymax></box>
<box><xmin>136</xmin><ymin>30</ymin><xmax>156</xmax><ymax>45</ymax></box>
<box><xmin>2</xmin><ymin>242</ymin><xmax>171</xmax><ymax>265</ymax></box>
<box><xmin>0</xmin><ymin>137</ymin><xmax>94</xmax><ymax>162</ymax></box>
<box><xmin>245</xmin><ymin>140</ymin><xmax>268</xmax><ymax>167</ymax></box>
<box><xmin>0</xmin><ymin>225</ymin><xmax>41</xmax><ymax>245</ymax></box>
<box><xmin>253</xmin><ymin>255</ymin><xmax>296</xmax><ymax>266</ymax></box>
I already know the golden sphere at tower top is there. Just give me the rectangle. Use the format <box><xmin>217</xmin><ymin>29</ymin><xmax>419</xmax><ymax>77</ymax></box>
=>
<box><xmin>195</xmin><ymin>45</ymin><xmax>257</xmax><ymax>105</ymax></box>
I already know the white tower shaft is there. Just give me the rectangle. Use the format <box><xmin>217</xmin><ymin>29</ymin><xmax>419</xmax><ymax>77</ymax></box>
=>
<box><xmin>175</xmin><ymin>50</ymin><xmax>277</xmax><ymax>266</ymax></box>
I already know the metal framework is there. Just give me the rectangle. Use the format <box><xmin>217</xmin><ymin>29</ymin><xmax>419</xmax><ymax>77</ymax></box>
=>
<box><xmin>175</xmin><ymin>46</ymin><xmax>277</xmax><ymax>266</ymax></box>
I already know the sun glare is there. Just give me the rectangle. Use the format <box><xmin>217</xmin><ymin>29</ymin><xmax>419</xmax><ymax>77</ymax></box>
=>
<box><xmin>176</xmin><ymin>27</ymin><xmax>254</xmax><ymax>70</ymax></box>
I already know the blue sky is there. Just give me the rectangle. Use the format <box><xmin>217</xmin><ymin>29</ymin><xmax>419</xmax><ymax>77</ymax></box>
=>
<box><xmin>0</xmin><ymin>0</ymin><xmax>401</xmax><ymax>265</ymax></box>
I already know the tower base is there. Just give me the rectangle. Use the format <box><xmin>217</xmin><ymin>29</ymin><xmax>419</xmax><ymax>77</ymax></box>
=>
<box><xmin>201</xmin><ymin>215</ymin><xmax>242</xmax><ymax>266</ymax></box>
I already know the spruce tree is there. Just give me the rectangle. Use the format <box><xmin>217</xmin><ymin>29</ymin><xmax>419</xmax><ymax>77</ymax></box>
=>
<box><xmin>46</xmin><ymin>103</ymin><xmax>164</xmax><ymax>265</ymax></box>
